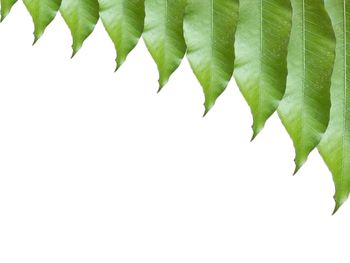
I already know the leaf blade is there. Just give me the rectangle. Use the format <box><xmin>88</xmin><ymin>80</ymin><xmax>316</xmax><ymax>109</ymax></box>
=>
<box><xmin>183</xmin><ymin>0</ymin><xmax>239</xmax><ymax>114</ymax></box>
<box><xmin>143</xmin><ymin>0</ymin><xmax>187</xmax><ymax>90</ymax></box>
<box><xmin>60</xmin><ymin>0</ymin><xmax>100</xmax><ymax>56</ymax></box>
<box><xmin>319</xmin><ymin>0</ymin><xmax>350</xmax><ymax>212</ymax></box>
<box><xmin>99</xmin><ymin>0</ymin><xmax>145</xmax><ymax>69</ymax></box>
<box><xmin>1</xmin><ymin>0</ymin><xmax>17</xmax><ymax>21</ymax></box>
<box><xmin>277</xmin><ymin>0</ymin><xmax>336</xmax><ymax>173</ymax></box>
<box><xmin>234</xmin><ymin>0</ymin><xmax>292</xmax><ymax>138</ymax></box>
<box><xmin>23</xmin><ymin>0</ymin><xmax>62</xmax><ymax>43</ymax></box>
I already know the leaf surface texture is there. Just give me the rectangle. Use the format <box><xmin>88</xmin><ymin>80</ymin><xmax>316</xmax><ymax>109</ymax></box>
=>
<box><xmin>184</xmin><ymin>0</ymin><xmax>239</xmax><ymax>114</ymax></box>
<box><xmin>23</xmin><ymin>0</ymin><xmax>62</xmax><ymax>42</ymax></box>
<box><xmin>143</xmin><ymin>0</ymin><xmax>187</xmax><ymax>90</ymax></box>
<box><xmin>60</xmin><ymin>0</ymin><xmax>99</xmax><ymax>56</ymax></box>
<box><xmin>278</xmin><ymin>0</ymin><xmax>336</xmax><ymax>173</ymax></box>
<box><xmin>319</xmin><ymin>0</ymin><xmax>350</xmax><ymax>212</ymax></box>
<box><xmin>234</xmin><ymin>0</ymin><xmax>292</xmax><ymax>138</ymax></box>
<box><xmin>99</xmin><ymin>0</ymin><xmax>145</xmax><ymax>69</ymax></box>
<box><xmin>1</xmin><ymin>0</ymin><xmax>17</xmax><ymax>20</ymax></box>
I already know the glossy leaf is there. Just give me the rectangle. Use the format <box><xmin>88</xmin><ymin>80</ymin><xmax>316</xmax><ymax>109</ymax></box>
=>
<box><xmin>184</xmin><ymin>0</ymin><xmax>239</xmax><ymax>114</ymax></box>
<box><xmin>278</xmin><ymin>0</ymin><xmax>336</xmax><ymax>173</ymax></box>
<box><xmin>234</xmin><ymin>0</ymin><xmax>292</xmax><ymax>138</ymax></box>
<box><xmin>319</xmin><ymin>0</ymin><xmax>350</xmax><ymax>213</ymax></box>
<box><xmin>99</xmin><ymin>0</ymin><xmax>145</xmax><ymax>70</ymax></box>
<box><xmin>60</xmin><ymin>0</ymin><xmax>99</xmax><ymax>56</ymax></box>
<box><xmin>23</xmin><ymin>0</ymin><xmax>62</xmax><ymax>43</ymax></box>
<box><xmin>0</xmin><ymin>0</ymin><xmax>17</xmax><ymax>21</ymax></box>
<box><xmin>143</xmin><ymin>0</ymin><xmax>186</xmax><ymax>90</ymax></box>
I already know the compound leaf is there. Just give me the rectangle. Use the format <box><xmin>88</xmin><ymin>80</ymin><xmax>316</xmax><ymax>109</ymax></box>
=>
<box><xmin>184</xmin><ymin>0</ymin><xmax>239</xmax><ymax>114</ymax></box>
<box><xmin>234</xmin><ymin>0</ymin><xmax>292</xmax><ymax>138</ymax></box>
<box><xmin>319</xmin><ymin>0</ymin><xmax>350</xmax><ymax>213</ymax></box>
<box><xmin>60</xmin><ymin>0</ymin><xmax>99</xmax><ymax>56</ymax></box>
<box><xmin>143</xmin><ymin>0</ymin><xmax>187</xmax><ymax>90</ymax></box>
<box><xmin>99</xmin><ymin>0</ymin><xmax>145</xmax><ymax>70</ymax></box>
<box><xmin>278</xmin><ymin>0</ymin><xmax>336</xmax><ymax>173</ymax></box>
<box><xmin>23</xmin><ymin>0</ymin><xmax>62</xmax><ymax>43</ymax></box>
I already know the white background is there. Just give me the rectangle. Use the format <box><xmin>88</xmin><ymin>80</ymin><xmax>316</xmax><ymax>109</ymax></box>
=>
<box><xmin>0</xmin><ymin>4</ymin><xmax>348</xmax><ymax>263</ymax></box>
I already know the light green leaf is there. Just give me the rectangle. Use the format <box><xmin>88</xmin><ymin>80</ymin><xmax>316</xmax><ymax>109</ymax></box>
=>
<box><xmin>60</xmin><ymin>0</ymin><xmax>99</xmax><ymax>57</ymax></box>
<box><xmin>99</xmin><ymin>0</ymin><xmax>145</xmax><ymax>70</ymax></box>
<box><xmin>23</xmin><ymin>0</ymin><xmax>62</xmax><ymax>43</ymax></box>
<box><xmin>278</xmin><ymin>0</ymin><xmax>336</xmax><ymax>173</ymax></box>
<box><xmin>1</xmin><ymin>0</ymin><xmax>17</xmax><ymax>21</ymax></box>
<box><xmin>183</xmin><ymin>0</ymin><xmax>239</xmax><ymax>115</ymax></box>
<box><xmin>234</xmin><ymin>0</ymin><xmax>292</xmax><ymax>139</ymax></box>
<box><xmin>143</xmin><ymin>0</ymin><xmax>186</xmax><ymax>90</ymax></box>
<box><xmin>319</xmin><ymin>0</ymin><xmax>350</xmax><ymax>213</ymax></box>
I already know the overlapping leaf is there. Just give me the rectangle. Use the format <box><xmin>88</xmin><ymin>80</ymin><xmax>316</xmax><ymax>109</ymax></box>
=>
<box><xmin>143</xmin><ymin>0</ymin><xmax>187</xmax><ymax>90</ymax></box>
<box><xmin>99</xmin><ymin>0</ymin><xmax>145</xmax><ymax>69</ymax></box>
<box><xmin>184</xmin><ymin>0</ymin><xmax>239</xmax><ymax>114</ymax></box>
<box><xmin>3</xmin><ymin>0</ymin><xmax>350</xmax><ymax>212</ymax></box>
<box><xmin>234</xmin><ymin>0</ymin><xmax>292</xmax><ymax>138</ymax></box>
<box><xmin>60</xmin><ymin>0</ymin><xmax>99</xmax><ymax>56</ymax></box>
<box><xmin>319</xmin><ymin>0</ymin><xmax>350</xmax><ymax>213</ymax></box>
<box><xmin>278</xmin><ymin>0</ymin><xmax>336</xmax><ymax>173</ymax></box>
<box><xmin>23</xmin><ymin>0</ymin><xmax>62</xmax><ymax>43</ymax></box>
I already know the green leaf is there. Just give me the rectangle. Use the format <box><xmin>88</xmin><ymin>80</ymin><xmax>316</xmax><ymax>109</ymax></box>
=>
<box><xmin>23</xmin><ymin>0</ymin><xmax>62</xmax><ymax>43</ymax></box>
<box><xmin>277</xmin><ymin>0</ymin><xmax>336</xmax><ymax>173</ymax></box>
<box><xmin>1</xmin><ymin>0</ymin><xmax>17</xmax><ymax>21</ymax></box>
<box><xmin>99</xmin><ymin>0</ymin><xmax>145</xmax><ymax>70</ymax></box>
<box><xmin>319</xmin><ymin>0</ymin><xmax>350</xmax><ymax>213</ymax></box>
<box><xmin>143</xmin><ymin>0</ymin><xmax>186</xmax><ymax>91</ymax></box>
<box><xmin>234</xmin><ymin>0</ymin><xmax>292</xmax><ymax>139</ymax></box>
<box><xmin>60</xmin><ymin>0</ymin><xmax>99</xmax><ymax>57</ymax></box>
<box><xmin>183</xmin><ymin>0</ymin><xmax>239</xmax><ymax>114</ymax></box>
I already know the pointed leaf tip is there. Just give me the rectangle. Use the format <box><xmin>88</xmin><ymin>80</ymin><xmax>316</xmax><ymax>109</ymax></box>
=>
<box><xmin>32</xmin><ymin>37</ymin><xmax>38</xmax><ymax>46</ymax></box>
<box><xmin>0</xmin><ymin>0</ymin><xmax>18</xmax><ymax>22</ymax></box>
<box><xmin>333</xmin><ymin>196</ymin><xmax>346</xmax><ymax>215</ymax></box>
<box><xmin>24</xmin><ymin>0</ymin><xmax>61</xmax><ymax>46</ymax></box>
<box><xmin>157</xmin><ymin>83</ymin><xmax>164</xmax><ymax>94</ymax></box>
<box><xmin>278</xmin><ymin>0</ymin><xmax>335</xmax><ymax>172</ymax></box>
<box><xmin>143</xmin><ymin>0</ymin><xmax>187</xmax><ymax>92</ymax></box>
<box><xmin>319</xmin><ymin>0</ymin><xmax>350</xmax><ymax>212</ymax></box>
<box><xmin>184</xmin><ymin>0</ymin><xmax>239</xmax><ymax>114</ymax></box>
<box><xmin>99</xmin><ymin>0</ymin><xmax>144</xmax><ymax>73</ymax></box>
<box><xmin>234</xmin><ymin>0</ymin><xmax>292</xmax><ymax>137</ymax></box>
<box><xmin>116</xmin><ymin>56</ymin><xmax>126</xmax><ymax>71</ymax></box>
<box><xmin>61</xmin><ymin>0</ymin><xmax>99</xmax><ymax>59</ymax></box>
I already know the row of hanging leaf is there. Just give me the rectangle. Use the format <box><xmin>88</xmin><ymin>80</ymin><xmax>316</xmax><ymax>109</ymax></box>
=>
<box><xmin>0</xmin><ymin>0</ymin><xmax>348</xmax><ymax>213</ymax></box>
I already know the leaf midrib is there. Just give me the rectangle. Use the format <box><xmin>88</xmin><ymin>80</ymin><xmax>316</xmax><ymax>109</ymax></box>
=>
<box><xmin>301</xmin><ymin>0</ymin><xmax>306</xmax><ymax>149</ymax></box>
<box><xmin>209</xmin><ymin>0</ymin><xmax>214</xmax><ymax>88</ymax></box>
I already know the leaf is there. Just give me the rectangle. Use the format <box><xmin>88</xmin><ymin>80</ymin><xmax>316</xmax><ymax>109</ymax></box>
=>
<box><xmin>23</xmin><ymin>0</ymin><xmax>62</xmax><ymax>43</ymax></box>
<box><xmin>234</xmin><ymin>0</ymin><xmax>292</xmax><ymax>139</ymax></box>
<box><xmin>318</xmin><ymin>0</ymin><xmax>350</xmax><ymax>213</ymax></box>
<box><xmin>1</xmin><ymin>0</ymin><xmax>17</xmax><ymax>21</ymax></box>
<box><xmin>277</xmin><ymin>0</ymin><xmax>336</xmax><ymax>173</ymax></box>
<box><xmin>183</xmin><ymin>0</ymin><xmax>239</xmax><ymax>115</ymax></box>
<box><xmin>99</xmin><ymin>0</ymin><xmax>145</xmax><ymax>70</ymax></box>
<box><xmin>60</xmin><ymin>0</ymin><xmax>99</xmax><ymax>57</ymax></box>
<box><xmin>143</xmin><ymin>0</ymin><xmax>186</xmax><ymax>90</ymax></box>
